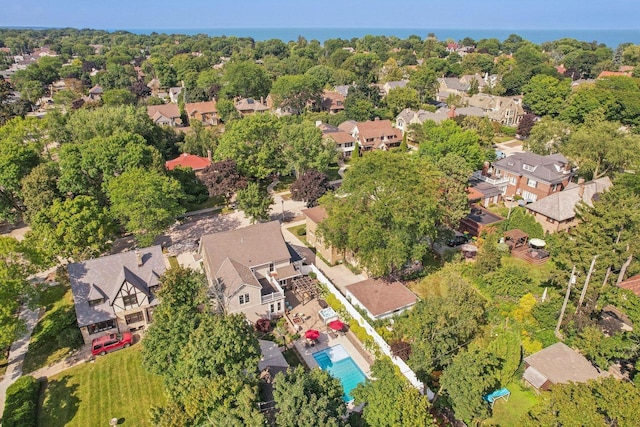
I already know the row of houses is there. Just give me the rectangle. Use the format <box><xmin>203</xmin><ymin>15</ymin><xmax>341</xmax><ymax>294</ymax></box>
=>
<box><xmin>69</xmin><ymin>220</ymin><xmax>419</xmax><ymax>345</ymax></box>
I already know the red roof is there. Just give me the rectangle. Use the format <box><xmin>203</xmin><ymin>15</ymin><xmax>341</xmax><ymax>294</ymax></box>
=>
<box><xmin>165</xmin><ymin>153</ymin><xmax>211</xmax><ymax>171</ymax></box>
<box><xmin>618</xmin><ymin>274</ymin><xmax>640</xmax><ymax>297</ymax></box>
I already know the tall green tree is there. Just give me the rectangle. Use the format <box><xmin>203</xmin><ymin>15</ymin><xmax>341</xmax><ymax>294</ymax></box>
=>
<box><xmin>564</xmin><ymin>112</ymin><xmax>640</xmax><ymax>179</ymax></box>
<box><xmin>522</xmin><ymin>75</ymin><xmax>571</xmax><ymax>117</ymax></box>
<box><xmin>399</xmin><ymin>266</ymin><xmax>486</xmax><ymax>378</ymax></box>
<box><xmin>273</xmin><ymin>366</ymin><xmax>346</xmax><ymax>427</ymax></box>
<box><xmin>0</xmin><ymin>138</ymin><xmax>40</xmax><ymax>222</ymax></box>
<box><xmin>27</xmin><ymin>195</ymin><xmax>116</xmax><ymax>260</ymax></box>
<box><xmin>20</xmin><ymin>162</ymin><xmax>62</xmax><ymax>223</ymax></box>
<box><xmin>352</xmin><ymin>358</ymin><xmax>435</xmax><ymax>427</ymax></box>
<box><xmin>236</xmin><ymin>182</ymin><xmax>273</xmax><ymax>224</ymax></box>
<box><xmin>270</xmin><ymin>74</ymin><xmax>323</xmax><ymax>114</ymax></box>
<box><xmin>107</xmin><ymin>168</ymin><xmax>185</xmax><ymax>246</ymax></box>
<box><xmin>281</xmin><ymin>121</ymin><xmax>336</xmax><ymax>178</ymax></box>
<box><xmin>408</xmin><ymin>66</ymin><xmax>439</xmax><ymax>103</ymax></box>
<box><xmin>440</xmin><ymin>346</ymin><xmax>500</xmax><ymax>425</ymax></box>
<box><xmin>523</xmin><ymin>118</ymin><xmax>572</xmax><ymax>155</ymax></box>
<box><xmin>215</xmin><ymin>113</ymin><xmax>284</xmax><ymax>179</ymax></box>
<box><xmin>221</xmin><ymin>61</ymin><xmax>271</xmax><ymax>99</ymax></box>
<box><xmin>319</xmin><ymin>151</ymin><xmax>455</xmax><ymax>276</ymax></box>
<box><xmin>523</xmin><ymin>377</ymin><xmax>640</xmax><ymax>427</ymax></box>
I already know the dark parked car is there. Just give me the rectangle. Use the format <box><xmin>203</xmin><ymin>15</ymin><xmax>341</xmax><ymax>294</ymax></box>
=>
<box><xmin>447</xmin><ymin>234</ymin><xmax>470</xmax><ymax>247</ymax></box>
<box><xmin>91</xmin><ymin>332</ymin><xmax>133</xmax><ymax>356</ymax></box>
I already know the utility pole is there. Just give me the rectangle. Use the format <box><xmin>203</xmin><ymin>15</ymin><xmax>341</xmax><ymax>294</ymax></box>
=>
<box><xmin>555</xmin><ymin>266</ymin><xmax>576</xmax><ymax>340</ymax></box>
<box><xmin>575</xmin><ymin>256</ymin><xmax>597</xmax><ymax>314</ymax></box>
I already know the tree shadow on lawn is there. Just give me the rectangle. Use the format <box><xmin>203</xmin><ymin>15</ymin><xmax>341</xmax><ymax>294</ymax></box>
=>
<box><xmin>38</xmin><ymin>375</ymin><xmax>81</xmax><ymax>427</ymax></box>
<box><xmin>23</xmin><ymin>304</ymin><xmax>83</xmax><ymax>373</ymax></box>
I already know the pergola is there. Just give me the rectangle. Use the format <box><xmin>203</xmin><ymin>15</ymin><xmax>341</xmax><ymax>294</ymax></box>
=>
<box><xmin>504</xmin><ymin>228</ymin><xmax>529</xmax><ymax>250</ymax></box>
<box><xmin>291</xmin><ymin>276</ymin><xmax>319</xmax><ymax>305</ymax></box>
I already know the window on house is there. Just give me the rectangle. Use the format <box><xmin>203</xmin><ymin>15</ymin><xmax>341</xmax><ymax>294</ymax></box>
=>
<box><xmin>88</xmin><ymin>320</ymin><xmax>116</xmax><ymax>335</ymax></box>
<box><xmin>146</xmin><ymin>307</ymin><xmax>155</xmax><ymax>323</ymax></box>
<box><xmin>279</xmin><ymin>279</ymin><xmax>287</xmax><ymax>286</ymax></box>
<box><xmin>270</xmin><ymin>304</ymin><xmax>275</xmax><ymax>313</ymax></box>
<box><xmin>269</xmin><ymin>263</ymin><xmax>274</xmax><ymax>272</ymax></box>
<box><xmin>523</xmin><ymin>164</ymin><xmax>535</xmax><ymax>172</ymax></box>
<box><xmin>125</xmin><ymin>312</ymin><xmax>144</xmax><ymax>325</ymax></box>
<box><xmin>508</xmin><ymin>176</ymin><xmax>516</xmax><ymax>185</ymax></box>
<box><xmin>344</xmin><ymin>142</ymin><xmax>354</xmax><ymax>148</ymax></box>
<box><xmin>122</xmin><ymin>293</ymin><xmax>138</xmax><ymax>306</ymax></box>
<box><xmin>89</xmin><ymin>298</ymin><xmax>104</xmax><ymax>306</ymax></box>
<box><xmin>527</xmin><ymin>179</ymin><xmax>537</xmax><ymax>188</ymax></box>
<box><xmin>277</xmin><ymin>302</ymin><xmax>282</xmax><ymax>311</ymax></box>
<box><xmin>239</xmin><ymin>293</ymin><xmax>250</xmax><ymax>305</ymax></box>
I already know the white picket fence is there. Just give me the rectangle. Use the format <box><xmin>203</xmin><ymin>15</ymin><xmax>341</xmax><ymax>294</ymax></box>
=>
<box><xmin>302</xmin><ymin>264</ymin><xmax>435</xmax><ymax>399</ymax></box>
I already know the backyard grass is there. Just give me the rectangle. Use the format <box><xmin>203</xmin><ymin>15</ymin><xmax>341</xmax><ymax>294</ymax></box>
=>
<box><xmin>287</xmin><ymin>224</ymin><xmax>307</xmax><ymax>244</ymax></box>
<box><xmin>184</xmin><ymin>195</ymin><xmax>225</xmax><ymax>212</ymax></box>
<box><xmin>494</xmin><ymin>136</ymin><xmax>515</xmax><ymax>143</ymax></box>
<box><xmin>483</xmin><ymin>382</ymin><xmax>539</xmax><ymax>426</ymax></box>
<box><xmin>325</xmin><ymin>164</ymin><xmax>341</xmax><ymax>181</ymax></box>
<box><xmin>23</xmin><ymin>284</ymin><xmax>83</xmax><ymax>374</ymax></box>
<box><xmin>168</xmin><ymin>256</ymin><xmax>180</xmax><ymax>269</ymax></box>
<box><xmin>37</xmin><ymin>346</ymin><xmax>165</xmax><ymax>427</ymax></box>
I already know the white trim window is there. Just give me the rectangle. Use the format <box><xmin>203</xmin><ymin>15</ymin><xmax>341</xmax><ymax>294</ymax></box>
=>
<box><xmin>239</xmin><ymin>293</ymin><xmax>250</xmax><ymax>305</ymax></box>
<box><xmin>527</xmin><ymin>178</ymin><xmax>537</xmax><ymax>188</ymax></box>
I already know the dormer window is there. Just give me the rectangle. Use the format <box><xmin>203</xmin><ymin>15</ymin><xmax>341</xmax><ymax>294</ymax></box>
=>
<box><xmin>89</xmin><ymin>298</ymin><xmax>104</xmax><ymax>307</ymax></box>
<box><xmin>522</xmin><ymin>164</ymin><xmax>535</xmax><ymax>172</ymax></box>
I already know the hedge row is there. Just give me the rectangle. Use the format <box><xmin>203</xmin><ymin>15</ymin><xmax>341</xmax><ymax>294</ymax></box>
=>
<box><xmin>3</xmin><ymin>375</ymin><xmax>41</xmax><ymax>427</ymax></box>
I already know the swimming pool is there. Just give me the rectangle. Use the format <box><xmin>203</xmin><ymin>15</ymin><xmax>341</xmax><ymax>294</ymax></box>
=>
<box><xmin>312</xmin><ymin>344</ymin><xmax>367</xmax><ymax>402</ymax></box>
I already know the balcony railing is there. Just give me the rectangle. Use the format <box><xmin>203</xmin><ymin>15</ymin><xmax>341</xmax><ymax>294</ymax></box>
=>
<box><xmin>471</xmin><ymin>170</ymin><xmax>509</xmax><ymax>186</ymax></box>
<box><xmin>261</xmin><ymin>291</ymin><xmax>285</xmax><ymax>304</ymax></box>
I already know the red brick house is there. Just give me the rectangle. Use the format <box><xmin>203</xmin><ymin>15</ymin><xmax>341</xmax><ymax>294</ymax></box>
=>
<box><xmin>484</xmin><ymin>153</ymin><xmax>575</xmax><ymax>202</ymax></box>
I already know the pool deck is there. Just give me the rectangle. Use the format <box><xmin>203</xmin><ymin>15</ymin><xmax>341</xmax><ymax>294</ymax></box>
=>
<box><xmin>293</xmin><ymin>330</ymin><xmax>372</xmax><ymax>378</ymax></box>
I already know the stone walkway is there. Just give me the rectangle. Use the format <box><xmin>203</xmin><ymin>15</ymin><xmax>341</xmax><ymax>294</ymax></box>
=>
<box><xmin>0</xmin><ymin>307</ymin><xmax>40</xmax><ymax>417</ymax></box>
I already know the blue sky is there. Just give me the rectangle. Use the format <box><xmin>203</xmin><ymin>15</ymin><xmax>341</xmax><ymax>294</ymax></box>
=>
<box><xmin>1</xmin><ymin>0</ymin><xmax>638</xmax><ymax>30</ymax></box>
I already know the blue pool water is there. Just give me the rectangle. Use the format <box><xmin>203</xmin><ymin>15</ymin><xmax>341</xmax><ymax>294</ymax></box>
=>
<box><xmin>312</xmin><ymin>345</ymin><xmax>367</xmax><ymax>402</ymax></box>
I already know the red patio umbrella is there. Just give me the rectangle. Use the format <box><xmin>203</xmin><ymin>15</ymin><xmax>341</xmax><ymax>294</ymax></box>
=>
<box><xmin>305</xmin><ymin>329</ymin><xmax>320</xmax><ymax>340</ymax></box>
<box><xmin>328</xmin><ymin>319</ymin><xmax>345</xmax><ymax>331</ymax></box>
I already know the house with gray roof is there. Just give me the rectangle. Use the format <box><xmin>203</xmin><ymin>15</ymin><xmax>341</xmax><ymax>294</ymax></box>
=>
<box><xmin>68</xmin><ymin>246</ymin><xmax>167</xmax><ymax>344</ymax></box>
<box><xmin>199</xmin><ymin>221</ymin><xmax>302</xmax><ymax>322</ymax></box>
<box><xmin>523</xmin><ymin>342</ymin><xmax>609</xmax><ymax>391</ymax></box>
<box><xmin>480</xmin><ymin>153</ymin><xmax>575</xmax><ymax>202</ymax></box>
<box><xmin>526</xmin><ymin>177</ymin><xmax>612</xmax><ymax>234</ymax></box>
<box><xmin>395</xmin><ymin>108</ymin><xmax>449</xmax><ymax>134</ymax></box>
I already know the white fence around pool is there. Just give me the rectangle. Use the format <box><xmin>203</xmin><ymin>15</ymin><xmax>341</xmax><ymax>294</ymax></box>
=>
<box><xmin>301</xmin><ymin>264</ymin><xmax>435</xmax><ymax>399</ymax></box>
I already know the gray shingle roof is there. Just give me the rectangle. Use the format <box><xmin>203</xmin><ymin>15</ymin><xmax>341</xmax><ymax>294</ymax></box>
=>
<box><xmin>526</xmin><ymin>177</ymin><xmax>612</xmax><ymax>221</ymax></box>
<box><xmin>493</xmin><ymin>152</ymin><xmax>572</xmax><ymax>184</ymax></box>
<box><xmin>524</xmin><ymin>342</ymin><xmax>608</xmax><ymax>386</ymax></box>
<box><xmin>201</xmin><ymin>221</ymin><xmax>291</xmax><ymax>274</ymax></box>
<box><xmin>68</xmin><ymin>246</ymin><xmax>165</xmax><ymax>328</ymax></box>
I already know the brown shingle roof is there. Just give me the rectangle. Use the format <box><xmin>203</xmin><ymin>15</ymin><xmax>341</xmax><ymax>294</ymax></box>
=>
<box><xmin>345</xmin><ymin>278</ymin><xmax>417</xmax><ymax>318</ymax></box>
<box><xmin>618</xmin><ymin>274</ymin><xmax>640</xmax><ymax>297</ymax></box>
<box><xmin>147</xmin><ymin>104</ymin><xmax>180</xmax><ymax>119</ymax></box>
<box><xmin>301</xmin><ymin>206</ymin><xmax>328</xmax><ymax>225</ymax></box>
<box><xmin>185</xmin><ymin>100</ymin><xmax>217</xmax><ymax>116</ymax></box>
<box><xmin>355</xmin><ymin>119</ymin><xmax>401</xmax><ymax>148</ymax></box>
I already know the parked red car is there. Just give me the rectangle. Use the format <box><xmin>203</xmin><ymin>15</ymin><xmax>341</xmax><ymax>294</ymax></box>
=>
<box><xmin>91</xmin><ymin>332</ymin><xmax>133</xmax><ymax>356</ymax></box>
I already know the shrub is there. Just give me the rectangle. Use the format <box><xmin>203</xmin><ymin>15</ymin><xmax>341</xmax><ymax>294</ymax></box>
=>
<box><xmin>296</xmin><ymin>227</ymin><xmax>307</xmax><ymax>236</ymax></box>
<box><xmin>308</xmin><ymin>271</ymin><xmax>317</xmax><ymax>280</ymax></box>
<box><xmin>3</xmin><ymin>376</ymin><xmax>41</xmax><ymax>427</ymax></box>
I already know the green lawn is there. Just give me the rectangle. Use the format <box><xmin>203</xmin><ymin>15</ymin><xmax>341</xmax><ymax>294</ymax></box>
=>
<box><xmin>184</xmin><ymin>195</ymin><xmax>225</xmax><ymax>212</ymax></box>
<box><xmin>483</xmin><ymin>382</ymin><xmax>539</xmax><ymax>426</ymax></box>
<box><xmin>23</xmin><ymin>284</ymin><xmax>83</xmax><ymax>374</ymax></box>
<box><xmin>37</xmin><ymin>347</ymin><xmax>165</xmax><ymax>427</ymax></box>
<box><xmin>494</xmin><ymin>136</ymin><xmax>515</xmax><ymax>143</ymax></box>
<box><xmin>325</xmin><ymin>164</ymin><xmax>341</xmax><ymax>181</ymax></box>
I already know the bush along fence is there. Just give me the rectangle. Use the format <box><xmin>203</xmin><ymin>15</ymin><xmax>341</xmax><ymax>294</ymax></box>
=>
<box><xmin>301</xmin><ymin>264</ymin><xmax>434</xmax><ymax>399</ymax></box>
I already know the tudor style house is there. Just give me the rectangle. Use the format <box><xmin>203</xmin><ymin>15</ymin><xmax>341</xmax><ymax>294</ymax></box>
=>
<box><xmin>474</xmin><ymin>153</ymin><xmax>575</xmax><ymax>202</ymax></box>
<box><xmin>199</xmin><ymin>221</ymin><xmax>302</xmax><ymax>322</ymax></box>
<box><xmin>68</xmin><ymin>246</ymin><xmax>167</xmax><ymax>344</ymax></box>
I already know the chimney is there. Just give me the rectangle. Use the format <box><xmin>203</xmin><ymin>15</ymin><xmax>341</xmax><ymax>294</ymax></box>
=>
<box><xmin>207</xmin><ymin>149</ymin><xmax>212</xmax><ymax>162</ymax></box>
<box><xmin>135</xmin><ymin>250</ymin><xmax>143</xmax><ymax>267</ymax></box>
<box><xmin>578</xmin><ymin>177</ymin><xmax>586</xmax><ymax>198</ymax></box>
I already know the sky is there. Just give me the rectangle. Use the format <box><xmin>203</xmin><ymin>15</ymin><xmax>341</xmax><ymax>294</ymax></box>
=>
<box><xmin>1</xmin><ymin>0</ymin><xmax>638</xmax><ymax>30</ymax></box>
